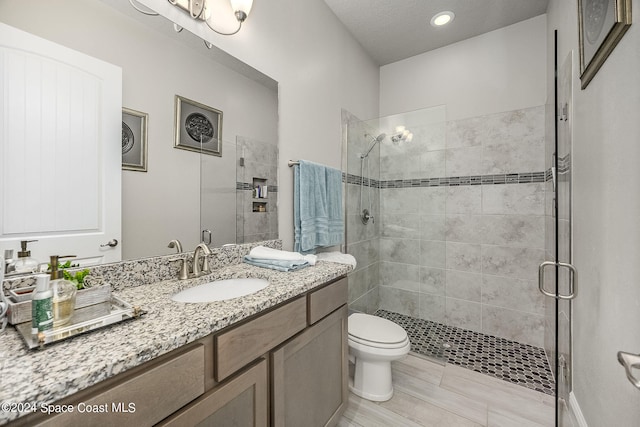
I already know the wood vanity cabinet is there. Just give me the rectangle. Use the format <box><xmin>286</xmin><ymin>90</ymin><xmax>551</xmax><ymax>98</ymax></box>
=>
<box><xmin>8</xmin><ymin>276</ymin><xmax>348</xmax><ymax>427</ymax></box>
<box><xmin>271</xmin><ymin>305</ymin><xmax>348</xmax><ymax>427</ymax></box>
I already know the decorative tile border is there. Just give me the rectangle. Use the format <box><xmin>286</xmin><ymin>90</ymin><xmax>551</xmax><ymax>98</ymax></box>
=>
<box><xmin>343</xmin><ymin>171</ymin><xmax>546</xmax><ymax>189</ymax></box>
<box><xmin>236</xmin><ymin>182</ymin><xmax>278</xmax><ymax>192</ymax></box>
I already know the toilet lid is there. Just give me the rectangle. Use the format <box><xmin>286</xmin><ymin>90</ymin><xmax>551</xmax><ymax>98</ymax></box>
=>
<box><xmin>348</xmin><ymin>313</ymin><xmax>408</xmax><ymax>345</ymax></box>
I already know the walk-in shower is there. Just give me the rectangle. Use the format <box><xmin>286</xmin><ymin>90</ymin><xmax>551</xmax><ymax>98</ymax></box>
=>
<box><xmin>343</xmin><ymin>104</ymin><xmax>554</xmax><ymax>396</ymax></box>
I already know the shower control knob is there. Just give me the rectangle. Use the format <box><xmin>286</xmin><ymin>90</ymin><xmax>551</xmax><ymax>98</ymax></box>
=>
<box><xmin>361</xmin><ymin>209</ymin><xmax>374</xmax><ymax>225</ymax></box>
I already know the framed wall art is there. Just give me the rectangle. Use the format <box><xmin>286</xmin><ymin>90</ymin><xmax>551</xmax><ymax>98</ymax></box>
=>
<box><xmin>122</xmin><ymin>107</ymin><xmax>148</xmax><ymax>172</ymax></box>
<box><xmin>578</xmin><ymin>0</ymin><xmax>632</xmax><ymax>89</ymax></box>
<box><xmin>174</xmin><ymin>95</ymin><xmax>223</xmax><ymax>156</ymax></box>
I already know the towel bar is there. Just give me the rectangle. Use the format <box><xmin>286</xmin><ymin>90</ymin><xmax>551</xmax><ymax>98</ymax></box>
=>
<box><xmin>288</xmin><ymin>160</ymin><xmax>299</xmax><ymax>167</ymax></box>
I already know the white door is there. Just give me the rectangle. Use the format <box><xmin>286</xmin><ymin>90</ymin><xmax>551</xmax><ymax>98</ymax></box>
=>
<box><xmin>0</xmin><ymin>23</ymin><xmax>122</xmax><ymax>267</ymax></box>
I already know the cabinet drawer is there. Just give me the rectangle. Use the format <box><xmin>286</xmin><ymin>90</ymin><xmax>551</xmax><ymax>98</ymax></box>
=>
<box><xmin>215</xmin><ymin>297</ymin><xmax>307</xmax><ymax>381</ymax></box>
<box><xmin>35</xmin><ymin>344</ymin><xmax>205</xmax><ymax>427</ymax></box>
<box><xmin>159</xmin><ymin>358</ymin><xmax>268</xmax><ymax>427</ymax></box>
<box><xmin>307</xmin><ymin>277</ymin><xmax>347</xmax><ymax>325</ymax></box>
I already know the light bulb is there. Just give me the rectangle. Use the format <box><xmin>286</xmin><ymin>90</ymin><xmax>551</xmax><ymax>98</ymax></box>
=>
<box><xmin>431</xmin><ymin>11</ymin><xmax>455</xmax><ymax>27</ymax></box>
<box><xmin>230</xmin><ymin>0</ymin><xmax>253</xmax><ymax>16</ymax></box>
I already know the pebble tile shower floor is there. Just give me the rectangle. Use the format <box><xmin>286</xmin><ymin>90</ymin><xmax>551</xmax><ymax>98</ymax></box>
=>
<box><xmin>375</xmin><ymin>309</ymin><xmax>555</xmax><ymax>396</ymax></box>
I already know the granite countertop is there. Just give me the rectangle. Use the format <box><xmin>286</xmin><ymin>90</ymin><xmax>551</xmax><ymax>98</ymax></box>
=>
<box><xmin>0</xmin><ymin>261</ymin><xmax>350</xmax><ymax>424</ymax></box>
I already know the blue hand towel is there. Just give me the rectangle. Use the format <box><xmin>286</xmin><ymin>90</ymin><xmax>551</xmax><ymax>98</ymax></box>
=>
<box><xmin>294</xmin><ymin>160</ymin><xmax>344</xmax><ymax>253</ymax></box>
<box><xmin>243</xmin><ymin>255</ymin><xmax>309</xmax><ymax>272</ymax></box>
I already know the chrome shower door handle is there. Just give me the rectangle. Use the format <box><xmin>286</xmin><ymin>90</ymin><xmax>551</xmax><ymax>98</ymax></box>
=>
<box><xmin>202</xmin><ymin>229</ymin><xmax>212</xmax><ymax>245</ymax></box>
<box><xmin>538</xmin><ymin>261</ymin><xmax>577</xmax><ymax>300</ymax></box>
<box><xmin>618</xmin><ymin>351</ymin><xmax>640</xmax><ymax>390</ymax></box>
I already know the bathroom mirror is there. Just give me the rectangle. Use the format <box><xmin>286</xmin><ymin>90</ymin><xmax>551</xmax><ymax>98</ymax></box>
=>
<box><xmin>0</xmin><ymin>0</ymin><xmax>278</xmax><ymax>265</ymax></box>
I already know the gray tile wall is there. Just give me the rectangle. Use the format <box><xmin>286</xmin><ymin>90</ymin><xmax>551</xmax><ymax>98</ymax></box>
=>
<box><xmin>236</xmin><ymin>136</ymin><xmax>279</xmax><ymax>244</ymax></box>
<box><xmin>378</xmin><ymin>106</ymin><xmax>547</xmax><ymax>348</ymax></box>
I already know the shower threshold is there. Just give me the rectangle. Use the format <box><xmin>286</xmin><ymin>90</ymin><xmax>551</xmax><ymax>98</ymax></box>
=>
<box><xmin>375</xmin><ymin>309</ymin><xmax>555</xmax><ymax>396</ymax></box>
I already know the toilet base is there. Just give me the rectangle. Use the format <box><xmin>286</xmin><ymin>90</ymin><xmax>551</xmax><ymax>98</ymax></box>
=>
<box><xmin>349</xmin><ymin>358</ymin><xmax>394</xmax><ymax>402</ymax></box>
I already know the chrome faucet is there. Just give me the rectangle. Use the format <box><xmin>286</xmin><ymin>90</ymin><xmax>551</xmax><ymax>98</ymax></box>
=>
<box><xmin>168</xmin><ymin>239</ymin><xmax>183</xmax><ymax>253</ymax></box>
<box><xmin>192</xmin><ymin>243</ymin><xmax>212</xmax><ymax>278</ymax></box>
<box><xmin>168</xmin><ymin>239</ymin><xmax>188</xmax><ymax>280</ymax></box>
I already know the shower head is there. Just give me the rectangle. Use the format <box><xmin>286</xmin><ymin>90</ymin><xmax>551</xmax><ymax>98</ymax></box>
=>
<box><xmin>361</xmin><ymin>133</ymin><xmax>387</xmax><ymax>158</ymax></box>
<box><xmin>366</xmin><ymin>133</ymin><xmax>386</xmax><ymax>143</ymax></box>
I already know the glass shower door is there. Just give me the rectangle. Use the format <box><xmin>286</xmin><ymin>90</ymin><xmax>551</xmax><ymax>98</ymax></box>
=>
<box><xmin>554</xmin><ymin>48</ymin><xmax>575</xmax><ymax>426</ymax></box>
<box><xmin>200</xmin><ymin>137</ymin><xmax>237</xmax><ymax>248</ymax></box>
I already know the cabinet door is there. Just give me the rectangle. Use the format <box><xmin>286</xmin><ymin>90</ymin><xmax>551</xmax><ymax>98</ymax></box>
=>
<box><xmin>271</xmin><ymin>305</ymin><xmax>348</xmax><ymax>427</ymax></box>
<box><xmin>158</xmin><ymin>358</ymin><xmax>268</xmax><ymax>427</ymax></box>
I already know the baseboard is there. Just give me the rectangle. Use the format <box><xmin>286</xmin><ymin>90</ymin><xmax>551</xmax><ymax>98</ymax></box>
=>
<box><xmin>569</xmin><ymin>391</ymin><xmax>588</xmax><ymax>427</ymax></box>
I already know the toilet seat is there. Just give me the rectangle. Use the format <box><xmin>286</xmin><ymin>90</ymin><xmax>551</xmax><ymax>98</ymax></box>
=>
<box><xmin>348</xmin><ymin>334</ymin><xmax>410</xmax><ymax>349</ymax></box>
<box><xmin>348</xmin><ymin>313</ymin><xmax>408</xmax><ymax>348</ymax></box>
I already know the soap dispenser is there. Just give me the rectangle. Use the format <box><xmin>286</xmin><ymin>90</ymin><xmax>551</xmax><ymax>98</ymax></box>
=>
<box><xmin>49</xmin><ymin>255</ymin><xmax>77</xmax><ymax>327</ymax></box>
<box><xmin>31</xmin><ymin>274</ymin><xmax>53</xmax><ymax>335</ymax></box>
<box><xmin>10</xmin><ymin>240</ymin><xmax>39</xmax><ymax>274</ymax></box>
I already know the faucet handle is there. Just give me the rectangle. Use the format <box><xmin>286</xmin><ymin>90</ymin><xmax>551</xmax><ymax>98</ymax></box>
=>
<box><xmin>168</xmin><ymin>257</ymin><xmax>188</xmax><ymax>280</ymax></box>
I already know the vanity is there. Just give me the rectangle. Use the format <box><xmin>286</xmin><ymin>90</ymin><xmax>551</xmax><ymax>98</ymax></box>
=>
<box><xmin>0</xmin><ymin>243</ymin><xmax>351</xmax><ymax>427</ymax></box>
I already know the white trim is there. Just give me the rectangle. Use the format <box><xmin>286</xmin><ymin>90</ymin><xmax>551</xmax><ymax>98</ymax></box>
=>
<box><xmin>569</xmin><ymin>391</ymin><xmax>588</xmax><ymax>427</ymax></box>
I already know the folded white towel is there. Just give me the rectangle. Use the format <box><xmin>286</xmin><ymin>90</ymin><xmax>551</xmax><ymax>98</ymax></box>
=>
<box><xmin>316</xmin><ymin>252</ymin><xmax>357</xmax><ymax>268</ymax></box>
<box><xmin>249</xmin><ymin>246</ymin><xmax>317</xmax><ymax>266</ymax></box>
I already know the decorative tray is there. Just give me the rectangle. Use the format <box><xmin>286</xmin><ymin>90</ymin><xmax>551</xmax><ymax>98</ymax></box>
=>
<box><xmin>14</xmin><ymin>295</ymin><xmax>145</xmax><ymax>349</ymax></box>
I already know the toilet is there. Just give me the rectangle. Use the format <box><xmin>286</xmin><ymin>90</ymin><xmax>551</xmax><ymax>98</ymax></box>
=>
<box><xmin>348</xmin><ymin>313</ymin><xmax>410</xmax><ymax>401</ymax></box>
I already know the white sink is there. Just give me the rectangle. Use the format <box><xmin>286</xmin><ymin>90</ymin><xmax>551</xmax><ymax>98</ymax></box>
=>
<box><xmin>171</xmin><ymin>278</ymin><xmax>269</xmax><ymax>303</ymax></box>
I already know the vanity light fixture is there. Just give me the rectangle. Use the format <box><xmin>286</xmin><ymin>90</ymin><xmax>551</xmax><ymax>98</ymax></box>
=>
<box><xmin>168</xmin><ymin>0</ymin><xmax>254</xmax><ymax>36</ymax></box>
<box><xmin>430</xmin><ymin>11</ymin><xmax>455</xmax><ymax>27</ymax></box>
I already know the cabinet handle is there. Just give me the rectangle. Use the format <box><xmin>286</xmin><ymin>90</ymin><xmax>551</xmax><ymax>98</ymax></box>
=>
<box><xmin>202</xmin><ymin>229</ymin><xmax>212</xmax><ymax>245</ymax></box>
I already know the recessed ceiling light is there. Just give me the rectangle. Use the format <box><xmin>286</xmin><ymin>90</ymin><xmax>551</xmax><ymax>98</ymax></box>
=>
<box><xmin>430</xmin><ymin>11</ymin><xmax>455</xmax><ymax>27</ymax></box>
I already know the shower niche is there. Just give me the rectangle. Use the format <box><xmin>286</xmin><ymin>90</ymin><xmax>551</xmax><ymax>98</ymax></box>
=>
<box><xmin>252</xmin><ymin>177</ymin><xmax>268</xmax><ymax>213</ymax></box>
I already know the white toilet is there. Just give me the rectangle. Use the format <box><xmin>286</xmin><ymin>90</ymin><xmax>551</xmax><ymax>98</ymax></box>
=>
<box><xmin>348</xmin><ymin>313</ymin><xmax>411</xmax><ymax>401</ymax></box>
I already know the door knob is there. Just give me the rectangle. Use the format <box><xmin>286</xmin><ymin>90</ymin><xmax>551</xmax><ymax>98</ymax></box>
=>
<box><xmin>100</xmin><ymin>239</ymin><xmax>118</xmax><ymax>248</ymax></box>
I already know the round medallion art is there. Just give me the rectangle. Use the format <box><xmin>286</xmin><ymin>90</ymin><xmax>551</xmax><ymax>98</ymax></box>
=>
<box><xmin>122</xmin><ymin>122</ymin><xmax>134</xmax><ymax>154</ymax></box>
<box><xmin>185</xmin><ymin>113</ymin><xmax>215</xmax><ymax>143</ymax></box>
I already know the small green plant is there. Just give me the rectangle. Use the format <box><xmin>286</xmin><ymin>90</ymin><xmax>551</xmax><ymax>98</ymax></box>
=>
<box><xmin>48</xmin><ymin>261</ymin><xmax>91</xmax><ymax>290</ymax></box>
<box><xmin>62</xmin><ymin>269</ymin><xmax>91</xmax><ymax>290</ymax></box>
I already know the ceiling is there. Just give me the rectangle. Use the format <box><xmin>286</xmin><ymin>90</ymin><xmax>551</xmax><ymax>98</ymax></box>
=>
<box><xmin>323</xmin><ymin>0</ymin><xmax>549</xmax><ymax>65</ymax></box>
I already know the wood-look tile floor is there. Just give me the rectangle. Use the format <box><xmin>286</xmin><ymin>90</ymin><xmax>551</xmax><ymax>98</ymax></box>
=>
<box><xmin>339</xmin><ymin>353</ymin><xmax>555</xmax><ymax>427</ymax></box>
